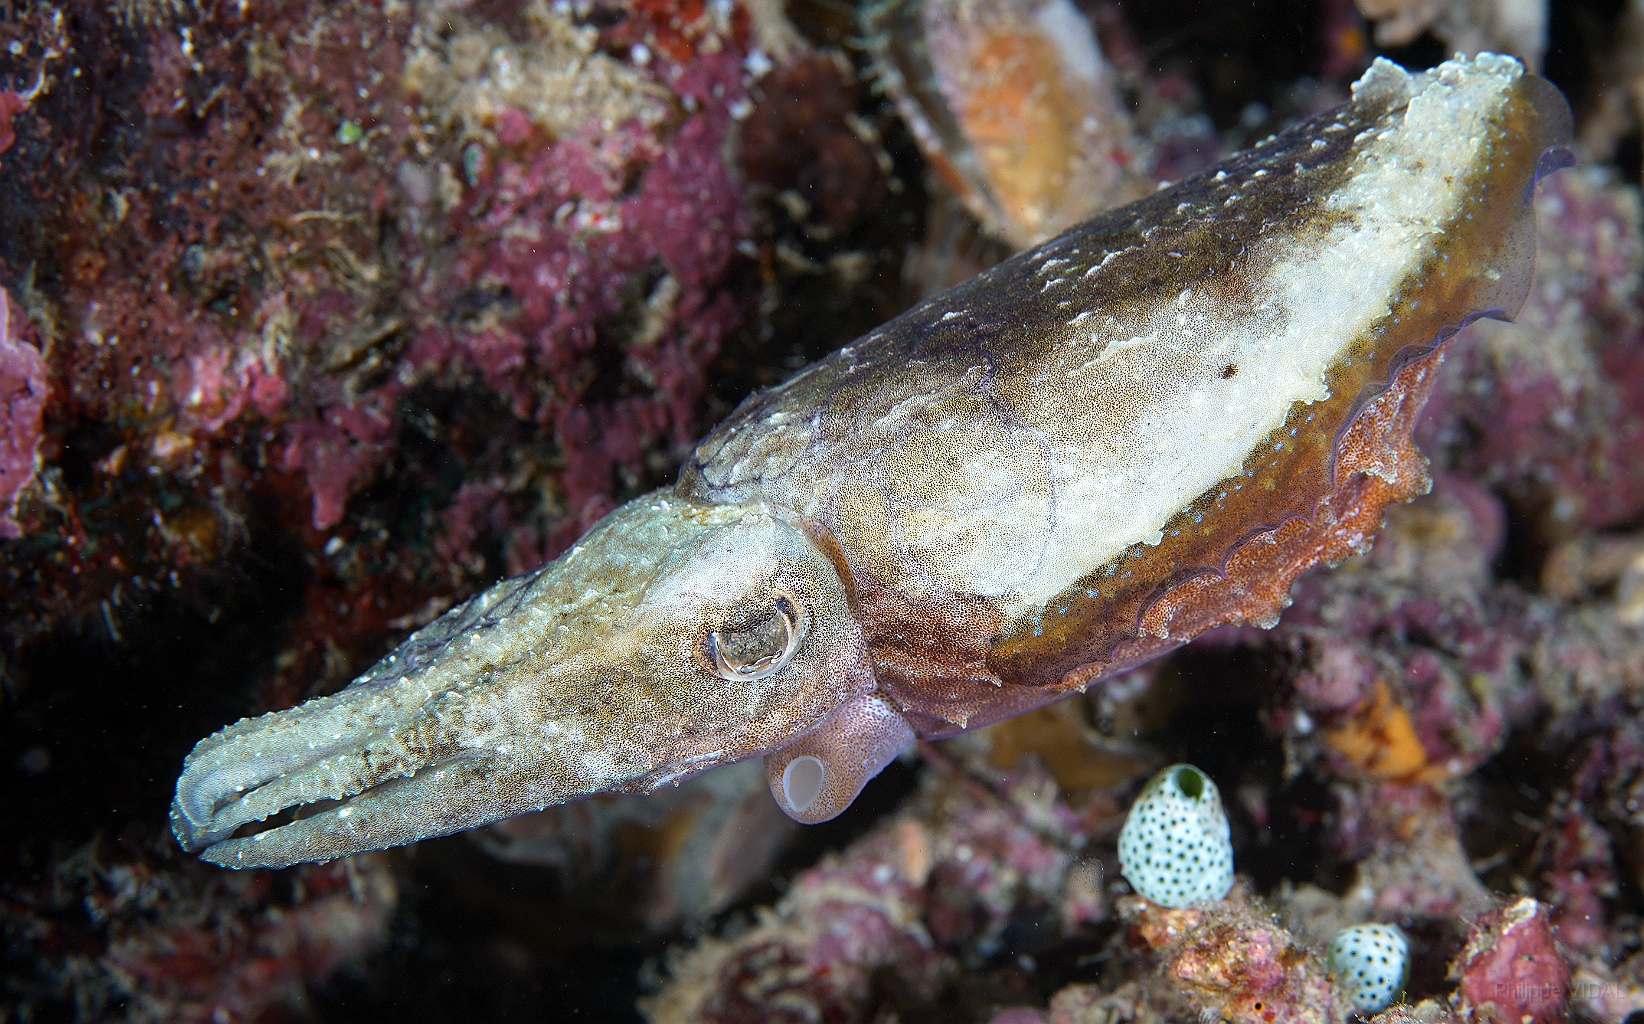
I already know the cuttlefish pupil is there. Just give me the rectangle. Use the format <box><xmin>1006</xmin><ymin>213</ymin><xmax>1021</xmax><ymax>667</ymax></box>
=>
<box><xmin>172</xmin><ymin>54</ymin><xmax>1570</xmax><ymax>869</ymax></box>
<box><xmin>708</xmin><ymin>593</ymin><xmax>806</xmax><ymax>681</ymax></box>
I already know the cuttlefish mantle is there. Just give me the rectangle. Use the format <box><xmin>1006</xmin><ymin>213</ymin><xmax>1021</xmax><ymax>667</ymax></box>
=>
<box><xmin>174</xmin><ymin>54</ymin><xmax>1571</xmax><ymax>869</ymax></box>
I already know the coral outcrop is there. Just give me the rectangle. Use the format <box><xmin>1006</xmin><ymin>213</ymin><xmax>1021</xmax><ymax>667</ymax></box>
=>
<box><xmin>0</xmin><ymin>286</ymin><xmax>46</xmax><ymax>538</ymax></box>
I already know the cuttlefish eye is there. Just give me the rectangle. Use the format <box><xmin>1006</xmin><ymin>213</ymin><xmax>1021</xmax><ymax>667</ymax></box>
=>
<box><xmin>706</xmin><ymin>593</ymin><xmax>809</xmax><ymax>681</ymax></box>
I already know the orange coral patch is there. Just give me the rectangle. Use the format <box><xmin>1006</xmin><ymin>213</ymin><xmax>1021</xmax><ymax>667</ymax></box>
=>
<box><xmin>1322</xmin><ymin>680</ymin><xmax>1431</xmax><ymax>781</ymax></box>
<box><xmin>957</xmin><ymin>29</ymin><xmax>1084</xmax><ymax>242</ymax></box>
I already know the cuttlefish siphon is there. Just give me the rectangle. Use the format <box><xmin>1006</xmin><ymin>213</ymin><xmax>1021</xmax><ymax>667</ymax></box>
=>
<box><xmin>174</xmin><ymin>54</ymin><xmax>1571</xmax><ymax>869</ymax></box>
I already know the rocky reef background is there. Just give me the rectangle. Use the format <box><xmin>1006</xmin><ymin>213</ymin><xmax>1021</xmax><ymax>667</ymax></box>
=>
<box><xmin>2</xmin><ymin>0</ymin><xmax>1644</xmax><ymax>1022</ymax></box>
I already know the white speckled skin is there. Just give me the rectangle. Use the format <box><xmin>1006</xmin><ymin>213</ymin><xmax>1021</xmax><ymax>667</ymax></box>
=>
<box><xmin>173</xmin><ymin>55</ymin><xmax>1569</xmax><ymax>868</ymax></box>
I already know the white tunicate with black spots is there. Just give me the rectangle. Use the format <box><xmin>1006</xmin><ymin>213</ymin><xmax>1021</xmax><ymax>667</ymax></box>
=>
<box><xmin>1116</xmin><ymin>763</ymin><xmax>1233</xmax><ymax>908</ymax></box>
<box><xmin>1327</xmin><ymin>923</ymin><xmax>1409</xmax><ymax>1014</ymax></box>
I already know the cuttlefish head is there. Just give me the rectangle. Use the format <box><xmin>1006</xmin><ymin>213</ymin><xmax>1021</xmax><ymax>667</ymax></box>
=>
<box><xmin>173</xmin><ymin>492</ymin><xmax>911</xmax><ymax>869</ymax></box>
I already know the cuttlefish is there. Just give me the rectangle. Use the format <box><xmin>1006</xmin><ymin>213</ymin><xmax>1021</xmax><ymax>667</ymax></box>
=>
<box><xmin>174</xmin><ymin>54</ymin><xmax>1571</xmax><ymax>869</ymax></box>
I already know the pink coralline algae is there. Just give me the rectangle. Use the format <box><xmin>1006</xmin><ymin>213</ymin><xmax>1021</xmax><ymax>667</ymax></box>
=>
<box><xmin>176</xmin><ymin>343</ymin><xmax>288</xmax><ymax>437</ymax></box>
<box><xmin>0</xmin><ymin>89</ymin><xmax>24</xmax><ymax>155</ymax></box>
<box><xmin>1326</xmin><ymin>782</ymin><xmax>1492</xmax><ymax>926</ymax></box>
<box><xmin>0</xmin><ymin>287</ymin><xmax>46</xmax><ymax>539</ymax></box>
<box><xmin>1029</xmin><ymin>892</ymin><xmax>1575</xmax><ymax>1024</ymax></box>
<box><xmin>643</xmin><ymin>761</ymin><xmax>1101</xmax><ymax>1024</ymax></box>
<box><xmin>279</xmin><ymin>401</ymin><xmax>398</xmax><ymax>537</ymax></box>
<box><xmin>2</xmin><ymin>837</ymin><xmax>397</xmax><ymax>1024</ymax></box>
<box><xmin>420</xmin><ymin>68</ymin><xmax>748</xmax><ymax>551</ymax></box>
<box><xmin>1425</xmin><ymin>166</ymin><xmax>1644</xmax><ymax>537</ymax></box>
<box><xmin>1121</xmin><ymin>887</ymin><xmax>1347</xmax><ymax>1024</ymax></box>
<box><xmin>0</xmin><ymin>0</ymin><xmax>818</xmax><ymax>664</ymax></box>
<box><xmin>1529</xmin><ymin>806</ymin><xmax>1615</xmax><ymax>960</ymax></box>
<box><xmin>1455</xmin><ymin>898</ymin><xmax>1570</xmax><ymax>1024</ymax></box>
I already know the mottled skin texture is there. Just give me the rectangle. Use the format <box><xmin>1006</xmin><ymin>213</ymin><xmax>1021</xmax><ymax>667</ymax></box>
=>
<box><xmin>176</xmin><ymin>500</ymin><xmax>877</xmax><ymax>865</ymax></box>
<box><xmin>173</xmin><ymin>55</ymin><xmax>1570</xmax><ymax>869</ymax></box>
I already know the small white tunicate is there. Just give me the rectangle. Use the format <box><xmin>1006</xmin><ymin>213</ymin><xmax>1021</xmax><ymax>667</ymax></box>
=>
<box><xmin>1117</xmin><ymin>763</ymin><xmax>1233</xmax><ymax>908</ymax></box>
<box><xmin>1327</xmin><ymin>923</ymin><xmax>1409</xmax><ymax>1014</ymax></box>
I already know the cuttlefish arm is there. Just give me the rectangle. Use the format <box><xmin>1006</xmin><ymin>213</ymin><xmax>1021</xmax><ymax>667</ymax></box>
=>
<box><xmin>176</xmin><ymin>54</ymin><xmax>1570</xmax><ymax>869</ymax></box>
